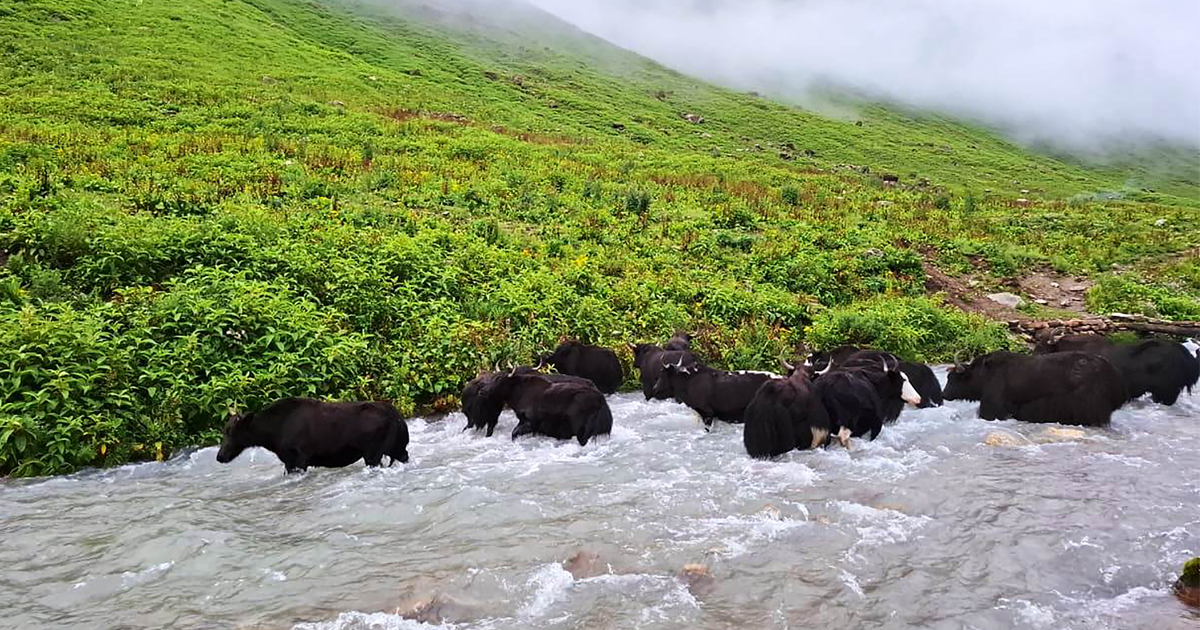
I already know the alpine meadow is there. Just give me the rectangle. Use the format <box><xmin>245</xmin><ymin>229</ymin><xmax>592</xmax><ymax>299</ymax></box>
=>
<box><xmin>1</xmin><ymin>0</ymin><xmax>1198</xmax><ymax>476</ymax></box>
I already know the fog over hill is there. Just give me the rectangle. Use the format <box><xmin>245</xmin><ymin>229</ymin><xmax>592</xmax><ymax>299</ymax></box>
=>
<box><xmin>527</xmin><ymin>0</ymin><xmax>1200</xmax><ymax>153</ymax></box>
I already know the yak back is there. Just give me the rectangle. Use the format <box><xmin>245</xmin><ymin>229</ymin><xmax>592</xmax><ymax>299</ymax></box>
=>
<box><xmin>507</xmin><ymin>373</ymin><xmax>612</xmax><ymax>445</ymax></box>
<box><xmin>227</xmin><ymin>397</ymin><xmax>407</xmax><ymax>469</ymax></box>
<box><xmin>544</xmin><ymin>341</ymin><xmax>623</xmax><ymax>394</ymax></box>
<box><xmin>743</xmin><ymin>371</ymin><xmax>830</xmax><ymax>458</ymax></box>
<box><xmin>669</xmin><ymin>363</ymin><xmax>778</xmax><ymax>424</ymax></box>
<box><xmin>945</xmin><ymin>351</ymin><xmax>1126</xmax><ymax>426</ymax></box>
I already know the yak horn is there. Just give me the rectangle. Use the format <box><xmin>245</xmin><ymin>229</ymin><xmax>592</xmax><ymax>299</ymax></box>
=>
<box><xmin>952</xmin><ymin>350</ymin><xmax>969</xmax><ymax>371</ymax></box>
<box><xmin>779</xmin><ymin>350</ymin><xmax>795</xmax><ymax>372</ymax></box>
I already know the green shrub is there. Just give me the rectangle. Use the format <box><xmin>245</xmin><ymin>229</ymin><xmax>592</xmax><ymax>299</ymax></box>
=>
<box><xmin>1086</xmin><ymin>274</ymin><xmax>1200</xmax><ymax>320</ymax></box>
<box><xmin>805</xmin><ymin>296</ymin><xmax>1016</xmax><ymax>362</ymax></box>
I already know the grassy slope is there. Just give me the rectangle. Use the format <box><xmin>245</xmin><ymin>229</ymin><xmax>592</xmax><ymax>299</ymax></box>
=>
<box><xmin>0</xmin><ymin>0</ymin><xmax>1197</xmax><ymax>475</ymax></box>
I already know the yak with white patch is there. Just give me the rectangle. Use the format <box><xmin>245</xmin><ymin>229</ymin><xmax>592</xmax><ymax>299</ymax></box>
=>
<box><xmin>1036</xmin><ymin>335</ymin><xmax>1199</xmax><ymax>406</ymax></box>
<box><xmin>815</xmin><ymin>355</ymin><xmax>922</xmax><ymax>440</ymax></box>
<box><xmin>743</xmin><ymin>364</ymin><xmax>836</xmax><ymax>458</ymax></box>
<box><xmin>538</xmin><ymin>340</ymin><xmax>623</xmax><ymax>394</ymax></box>
<box><xmin>461</xmin><ymin>368</ymin><xmax>612</xmax><ymax>445</ymax></box>
<box><xmin>943</xmin><ymin>351</ymin><xmax>1126</xmax><ymax>426</ymax></box>
<box><xmin>809</xmin><ymin>346</ymin><xmax>943</xmax><ymax>408</ymax></box>
<box><xmin>215</xmin><ymin>398</ymin><xmax>409</xmax><ymax>473</ymax></box>
<box><xmin>660</xmin><ymin>358</ymin><xmax>780</xmax><ymax>427</ymax></box>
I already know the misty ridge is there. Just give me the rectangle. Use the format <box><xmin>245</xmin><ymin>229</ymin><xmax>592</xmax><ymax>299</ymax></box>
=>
<box><xmin>502</xmin><ymin>0</ymin><xmax>1200</xmax><ymax>154</ymax></box>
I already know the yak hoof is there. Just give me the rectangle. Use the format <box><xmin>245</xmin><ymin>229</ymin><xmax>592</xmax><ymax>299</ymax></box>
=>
<box><xmin>836</xmin><ymin>427</ymin><xmax>852</xmax><ymax>449</ymax></box>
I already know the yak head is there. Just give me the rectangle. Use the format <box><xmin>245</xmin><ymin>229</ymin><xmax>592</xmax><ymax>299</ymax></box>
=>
<box><xmin>631</xmin><ymin>343</ymin><xmax>663</xmax><ymax>368</ymax></box>
<box><xmin>462</xmin><ymin>370</ymin><xmax>517</xmax><ymax>430</ymax></box>
<box><xmin>882</xmin><ymin>355</ymin><xmax>922</xmax><ymax>407</ymax></box>
<box><xmin>943</xmin><ymin>352</ymin><xmax>999</xmax><ymax>402</ymax></box>
<box><xmin>216</xmin><ymin>410</ymin><xmax>257</xmax><ymax>464</ymax></box>
<box><xmin>540</xmin><ymin>340</ymin><xmax>580</xmax><ymax>367</ymax></box>
<box><xmin>664</xmin><ymin>333</ymin><xmax>693</xmax><ymax>351</ymax></box>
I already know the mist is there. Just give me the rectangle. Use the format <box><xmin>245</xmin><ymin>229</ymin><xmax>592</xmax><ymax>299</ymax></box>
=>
<box><xmin>527</xmin><ymin>0</ymin><xmax>1200</xmax><ymax>152</ymax></box>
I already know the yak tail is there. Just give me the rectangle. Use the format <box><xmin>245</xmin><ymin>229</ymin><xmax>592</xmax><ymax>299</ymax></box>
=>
<box><xmin>579</xmin><ymin>403</ymin><xmax>614</xmax><ymax>446</ymax></box>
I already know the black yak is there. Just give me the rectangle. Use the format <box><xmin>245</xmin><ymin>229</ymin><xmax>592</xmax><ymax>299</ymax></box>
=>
<box><xmin>539</xmin><ymin>340</ymin><xmax>623</xmax><ymax>394</ymax></box>
<box><xmin>743</xmin><ymin>365</ymin><xmax>836</xmax><ymax>458</ymax></box>
<box><xmin>943</xmin><ymin>351</ymin><xmax>1127</xmax><ymax>426</ymax></box>
<box><xmin>808</xmin><ymin>346</ymin><xmax>943</xmax><ymax>408</ymax></box>
<box><xmin>815</xmin><ymin>355</ymin><xmax>922</xmax><ymax>441</ymax></box>
<box><xmin>1036</xmin><ymin>335</ymin><xmax>1199</xmax><ymax>406</ymax></box>
<box><xmin>215</xmin><ymin>398</ymin><xmax>409</xmax><ymax>473</ymax></box>
<box><xmin>632</xmin><ymin>343</ymin><xmax>698</xmax><ymax>400</ymax></box>
<box><xmin>461</xmin><ymin>368</ymin><xmax>612</xmax><ymax>445</ymax></box>
<box><xmin>660</xmin><ymin>358</ymin><xmax>780</xmax><ymax>427</ymax></box>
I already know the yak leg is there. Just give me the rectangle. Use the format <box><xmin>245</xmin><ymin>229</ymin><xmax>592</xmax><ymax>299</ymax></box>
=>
<box><xmin>512</xmin><ymin>420</ymin><xmax>535</xmax><ymax>440</ymax></box>
<box><xmin>978</xmin><ymin>395</ymin><xmax>1010</xmax><ymax>421</ymax></box>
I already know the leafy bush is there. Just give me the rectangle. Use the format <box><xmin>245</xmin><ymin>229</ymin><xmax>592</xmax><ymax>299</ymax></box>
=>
<box><xmin>805</xmin><ymin>296</ymin><xmax>1016</xmax><ymax>362</ymax></box>
<box><xmin>1086</xmin><ymin>274</ymin><xmax>1200</xmax><ymax>320</ymax></box>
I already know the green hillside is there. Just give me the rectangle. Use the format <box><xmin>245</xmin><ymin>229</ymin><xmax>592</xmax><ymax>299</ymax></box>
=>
<box><xmin>0</xmin><ymin>0</ymin><xmax>1197</xmax><ymax>475</ymax></box>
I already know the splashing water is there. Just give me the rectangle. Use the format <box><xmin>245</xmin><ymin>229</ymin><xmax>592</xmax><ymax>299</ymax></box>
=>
<box><xmin>1</xmin><ymin>368</ymin><xmax>1197</xmax><ymax>629</ymax></box>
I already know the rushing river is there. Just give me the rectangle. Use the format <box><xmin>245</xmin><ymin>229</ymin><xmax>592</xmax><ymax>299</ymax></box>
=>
<box><xmin>1</xmin><ymin>367</ymin><xmax>1198</xmax><ymax>630</ymax></box>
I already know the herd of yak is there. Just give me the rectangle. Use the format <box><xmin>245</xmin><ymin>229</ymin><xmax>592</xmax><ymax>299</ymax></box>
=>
<box><xmin>215</xmin><ymin>334</ymin><xmax>1200</xmax><ymax>472</ymax></box>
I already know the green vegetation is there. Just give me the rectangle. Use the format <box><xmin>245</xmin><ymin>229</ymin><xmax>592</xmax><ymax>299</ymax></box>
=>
<box><xmin>0</xmin><ymin>0</ymin><xmax>1197</xmax><ymax>475</ymax></box>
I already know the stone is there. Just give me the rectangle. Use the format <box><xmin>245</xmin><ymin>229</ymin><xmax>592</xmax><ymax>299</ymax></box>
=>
<box><xmin>1155</xmin><ymin>218</ymin><xmax>1168</xmax><ymax>227</ymax></box>
<box><xmin>758</xmin><ymin>505</ymin><xmax>782</xmax><ymax>520</ymax></box>
<box><xmin>1037</xmin><ymin>427</ymin><xmax>1087</xmax><ymax>442</ymax></box>
<box><xmin>676</xmin><ymin>563</ymin><xmax>715</xmax><ymax>597</ymax></box>
<box><xmin>986</xmin><ymin>292</ymin><xmax>1025</xmax><ymax>309</ymax></box>
<box><xmin>984</xmin><ymin>431</ymin><xmax>1028</xmax><ymax>447</ymax></box>
<box><xmin>563</xmin><ymin>550</ymin><xmax>609</xmax><ymax>580</ymax></box>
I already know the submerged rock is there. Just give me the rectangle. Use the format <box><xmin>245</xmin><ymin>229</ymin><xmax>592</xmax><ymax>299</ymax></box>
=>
<box><xmin>676</xmin><ymin>563</ymin><xmax>715</xmax><ymax>597</ymax></box>
<box><xmin>1036</xmin><ymin>427</ymin><xmax>1089</xmax><ymax>442</ymax></box>
<box><xmin>984</xmin><ymin>431</ymin><xmax>1030</xmax><ymax>447</ymax></box>
<box><xmin>563</xmin><ymin>549</ymin><xmax>610</xmax><ymax>580</ymax></box>
<box><xmin>395</xmin><ymin>578</ymin><xmax>485</xmax><ymax>624</ymax></box>
<box><xmin>1176</xmin><ymin>557</ymin><xmax>1200</xmax><ymax>607</ymax></box>
<box><xmin>395</xmin><ymin>592</ymin><xmax>483</xmax><ymax>624</ymax></box>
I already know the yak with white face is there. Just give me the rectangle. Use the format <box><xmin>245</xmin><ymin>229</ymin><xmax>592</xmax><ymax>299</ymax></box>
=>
<box><xmin>813</xmin><ymin>354</ymin><xmax>921</xmax><ymax>441</ymax></box>
<box><xmin>808</xmin><ymin>346</ymin><xmax>942</xmax><ymax>408</ymax></box>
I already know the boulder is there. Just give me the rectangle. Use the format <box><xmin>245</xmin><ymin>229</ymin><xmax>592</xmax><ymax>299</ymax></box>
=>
<box><xmin>986</xmin><ymin>292</ymin><xmax>1025</xmax><ymax>309</ymax></box>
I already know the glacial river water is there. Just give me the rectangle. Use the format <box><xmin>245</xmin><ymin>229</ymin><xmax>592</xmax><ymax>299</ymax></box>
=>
<box><xmin>1</xmin><ymin>367</ymin><xmax>1198</xmax><ymax>630</ymax></box>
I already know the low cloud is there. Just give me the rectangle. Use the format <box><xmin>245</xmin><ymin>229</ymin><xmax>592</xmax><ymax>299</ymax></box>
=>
<box><xmin>529</xmin><ymin>0</ymin><xmax>1200</xmax><ymax>152</ymax></box>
